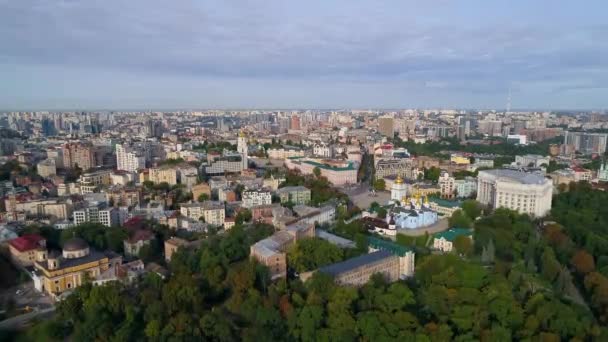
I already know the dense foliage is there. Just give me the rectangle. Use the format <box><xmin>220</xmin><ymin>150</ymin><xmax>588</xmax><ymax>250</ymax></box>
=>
<box><xmin>12</xmin><ymin>205</ymin><xmax>606</xmax><ymax>341</ymax></box>
<box><xmin>281</xmin><ymin>170</ymin><xmax>347</xmax><ymax>206</ymax></box>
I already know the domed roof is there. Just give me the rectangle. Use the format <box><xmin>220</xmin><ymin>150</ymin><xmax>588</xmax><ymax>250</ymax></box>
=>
<box><xmin>63</xmin><ymin>237</ymin><xmax>88</xmax><ymax>252</ymax></box>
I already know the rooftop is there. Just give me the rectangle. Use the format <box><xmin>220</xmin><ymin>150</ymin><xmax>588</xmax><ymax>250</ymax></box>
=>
<box><xmin>319</xmin><ymin>250</ymin><xmax>395</xmax><ymax>277</ymax></box>
<box><xmin>479</xmin><ymin>169</ymin><xmax>549</xmax><ymax>185</ymax></box>
<box><xmin>434</xmin><ymin>227</ymin><xmax>473</xmax><ymax>242</ymax></box>
<box><xmin>367</xmin><ymin>237</ymin><xmax>413</xmax><ymax>256</ymax></box>
<box><xmin>9</xmin><ymin>234</ymin><xmax>45</xmax><ymax>252</ymax></box>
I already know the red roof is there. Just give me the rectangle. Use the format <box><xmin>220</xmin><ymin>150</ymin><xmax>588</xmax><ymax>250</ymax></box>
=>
<box><xmin>9</xmin><ymin>234</ymin><xmax>45</xmax><ymax>252</ymax></box>
<box><xmin>127</xmin><ymin>230</ymin><xmax>155</xmax><ymax>243</ymax></box>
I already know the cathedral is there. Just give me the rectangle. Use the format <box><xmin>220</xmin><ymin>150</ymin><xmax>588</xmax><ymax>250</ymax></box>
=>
<box><xmin>388</xmin><ymin>190</ymin><xmax>438</xmax><ymax>230</ymax></box>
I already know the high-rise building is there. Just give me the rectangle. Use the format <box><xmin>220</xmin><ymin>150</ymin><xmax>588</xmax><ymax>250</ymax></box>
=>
<box><xmin>237</xmin><ymin>131</ymin><xmax>248</xmax><ymax>170</ymax></box>
<box><xmin>145</xmin><ymin>119</ymin><xmax>164</xmax><ymax>138</ymax></box>
<box><xmin>563</xmin><ymin>131</ymin><xmax>608</xmax><ymax>155</ymax></box>
<box><xmin>378</xmin><ymin>116</ymin><xmax>395</xmax><ymax>138</ymax></box>
<box><xmin>116</xmin><ymin>144</ymin><xmax>146</xmax><ymax>172</ymax></box>
<box><xmin>290</xmin><ymin>115</ymin><xmax>301</xmax><ymax>130</ymax></box>
<box><xmin>62</xmin><ymin>142</ymin><xmax>94</xmax><ymax>170</ymax></box>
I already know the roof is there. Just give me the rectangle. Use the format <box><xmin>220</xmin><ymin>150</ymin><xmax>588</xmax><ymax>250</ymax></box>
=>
<box><xmin>9</xmin><ymin>234</ymin><xmax>45</xmax><ymax>252</ymax></box>
<box><xmin>127</xmin><ymin>229</ymin><xmax>155</xmax><ymax>243</ymax></box>
<box><xmin>434</xmin><ymin>228</ymin><xmax>473</xmax><ymax>242</ymax></box>
<box><xmin>479</xmin><ymin>169</ymin><xmax>549</xmax><ymax>185</ymax></box>
<box><xmin>303</xmin><ymin>159</ymin><xmax>357</xmax><ymax>171</ymax></box>
<box><xmin>367</xmin><ymin>237</ymin><xmax>413</xmax><ymax>256</ymax></box>
<box><xmin>319</xmin><ymin>250</ymin><xmax>395</xmax><ymax>277</ymax></box>
<box><xmin>36</xmin><ymin>249</ymin><xmax>110</xmax><ymax>271</ymax></box>
<box><xmin>429</xmin><ymin>197</ymin><xmax>462</xmax><ymax>208</ymax></box>
<box><xmin>276</xmin><ymin>186</ymin><xmax>310</xmax><ymax>194</ymax></box>
<box><xmin>63</xmin><ymin>237</ymin><xmax>88</xmax><ymax>251</ymax></box>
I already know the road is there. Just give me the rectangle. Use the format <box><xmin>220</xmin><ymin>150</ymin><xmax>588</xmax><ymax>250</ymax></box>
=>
<box><xmin>0</xmin><ymin>306</ymin><xmax>55</xmax><ymax>330</ymax></box>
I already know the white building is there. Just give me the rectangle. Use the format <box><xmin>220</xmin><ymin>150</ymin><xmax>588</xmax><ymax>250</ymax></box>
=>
<box><xmin>116</xmin><ymin>144</ymin><xmax>146</xmax><ymax>173</ymax></box>
<box><xmin>477</xmin><ymin>169</ymin><xmax>553</xmax><ymax>217</ymax></box>
<box><xmin>180</xmin><ymin>201</ymin><xmax>225</xmax><ymax>226</ymax></box>
<box><xmin>433</xmin><ymin>228</ymin><xmax>473</xmax><ymax>253</ymax></box>
<box><xmin>237</xmin><ymin>132</ymin><xmax>248</xmax><ymax>170</ymax></box>
<box><xmin>242</xmin><ymin>190</ymin><xmax>272</xmax><ymax>208</ymax></box>
<box><xmin>73</xmin><ymin>202</ymin><xmax>119</xmax><ymax>227</ymax></box>
<box><xmin>36</xmin><ymin>159</ymin><xmax>57</xmax><ymax>178</ymax></box>
<box><xmin>454</xmin><ymin>177</ymin><xmax>477</xmax><ymax>198</ymax></box>
<box><xmin>313</xmin><ymin>144</ymin><xmax>333</xmax><ymax>158</ymax></box>
<box><xmin>515</xmin><ymin>155</ymin><xmax>550</xmax><ymax>168</ymax></box>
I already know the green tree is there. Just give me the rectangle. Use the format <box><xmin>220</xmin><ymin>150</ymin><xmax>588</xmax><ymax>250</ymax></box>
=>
<box><xmin>373</xmin><ymin>179</ymin><xmax>386</xmax><ymax>191</ymax></box>
<box><xmin>454</xmin><ymin>235</ymin><xmax>473</xmax><ymax>256</ymax></box>
<box><xmin>313</xmin><ymin>167</ymin><xmax>321</xmax><ymax>178</ymax></box>
<box><xmin>197</xmin><ymin>193</ymin><xmax>209</xmax><ymax>202</ymax></box>
<box><xmin>449</xmin><ymin>209</ymin><xmax>472</xmax><ymax>228</ymax></box>
<box><xmin>462</xmin><ymin>200</ymin><xmax>482</xmax><ymax>220</ymax></box>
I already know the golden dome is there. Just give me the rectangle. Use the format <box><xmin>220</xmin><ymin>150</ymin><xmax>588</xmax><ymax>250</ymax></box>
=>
<box><xmin>239</xmin><ymin>131</ymin><xmax>246</xmax><ymax>138</ymax></box>
<box><xmin>395</xmin><ymin>175</ymin><xmax>403</xmax><ymax>184</ymax></box>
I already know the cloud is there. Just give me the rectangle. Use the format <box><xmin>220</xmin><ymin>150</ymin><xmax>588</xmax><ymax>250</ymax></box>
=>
<box><xmin>1</xmin><ymin>0</ymin><xmax>607</xmax><ymax>108</ymax></box>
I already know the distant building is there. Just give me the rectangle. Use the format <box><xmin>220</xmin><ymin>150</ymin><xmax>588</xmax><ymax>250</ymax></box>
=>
<box><xmin>180</xmin><ymin>201</ymin><xmax>225</xmax><ymax>226</ymax></box>
<box><xmin>477</xmin><ymin>169</ymin><xmax>552</xmax><ymax>217</ymax></box>
<box><xmin>599</xmin><ymin>161</ymin><xmax>608</xmax><ymax>182</ymax></box>
<box><xmin>563</xmin><ymin>131</ymin><xmax>608</xmax><ymax>155</ymax></box>
<box><xmin>450</xmin><ymin>154</ymin><xmax>471</xmax><ymax>165</ymax></box>
<box><xmin>73</xmin><ymin>202</ymin><xmax>118</xmax><ymax>227</ymax></box>
<box><xmin>390</xmin><ymin>176</ymin><xmax>408</xmax><ymax>203</ymax></box>
<box><xmin>149</xmin><ymin>166</ymin><xmax>178</xmax><ymax>185</ymax></box>
<box><xmin>242</xmin><ymin>189</ymin><xmax>272</xmax><ymax>208</ymax></box>
<box><xmin>433</xmin><ymin>228</ymin><xmax>473</xmax><ymax>253</ymax></box>
<box><xmin>37</xmin><ymin>159</ymin><xmax>57</xmax><ymax>178</ymax></box>
<box><xmin>123</xmin><ymin>230</ymin><xmax>155</xmax><ymax>257</ymax></box>
<box><xmin>515</xmin><ymin>155</ymin><xmax>550</xmax><ymax>168</ymax></box>
<box><xmin>454</xmin><ymin>177</ymin><xmax>477</xmax><ymax>198</ymax></box>
<box><xmin>285</xmin><ymin>157</ymin><xmax>357</xmax><ymax>186</ymax></box>
<box><xmin>116</xmin><ymin>143</ymin><xmax>146</xmax><ymax>173</ymax></box>
<box><xmin>267</xmin><ymin>147</ymin><xmax>306</xmax><ymax>160</ymax></box>
<box><xmin>378</xmin><ymin>116</ymin><xmax>395</xmax><ymax>138</ymax></box>
<box><xmin>318</xmin><ymin>250</ymin><xmax>400</xmax><ymax>286</ymax></box>
<box><xmin>438</xmin><ymin>171</ymin><xmax>455</xmax><ymax>199</ymax></box>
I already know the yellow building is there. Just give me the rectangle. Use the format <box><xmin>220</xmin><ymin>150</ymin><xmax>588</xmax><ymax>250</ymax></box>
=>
<box><xmin>33</xmin><ymin>238</ymin><xmax>121</xmax><ymax>298</ymax></box>
<box><xmin>149</xmin><ymin>166</ymin><xmax>178</xmax><ymax>185</ymax></box>
<box><xmin>450</xmin><ymin>155</ymin><xmax>471</xmax><ymax>165</ymax></box>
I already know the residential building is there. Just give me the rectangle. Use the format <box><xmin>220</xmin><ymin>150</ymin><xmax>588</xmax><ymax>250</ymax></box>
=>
<box><xmin>438</xmin><ymin>171</ymin><xmax>455</xmax><ymax>199</ymax></box>
<box><xmin>8</xmin><ymin>234</ymin><xmax>46</xmax><ymax>267</ymax></box>
<box><xmin>318</xmin><ymin>250</ymin><xmax>400</xmax><ymax>286</ymax></box>
<box><xmin>73</xmin><ymin>202</ymin><xmax>119</xmax><ymax>227</ymax></box>
<box><xmin>454</xmin><ymin>177</ymin><xmax>477</xmax><ymax>198</ymax></box>
<box><xmin>242</xmin><ymin>189</ymin><xmax>272</xmax><ymax>208</ymax></box>
<box><xmin>116</xmin><ymin>143</ymin><xmax>146</xmax><ymax>172</ymax></box>
<box><xmin>123</xmin><ymin>230</ymin><xmax>155</xmax><ymax>257</ymax></box>
<box><xmin>378</xmin><ymin>116</ymin><xmax>395</xmax><ymax>138</ymax></box>
<box><xmin>250</xmin><ymin>222</ymin><xmax>314</xmax><ymax>280</ymax></box>
<box><xmin>164</xmin><ymin>237</ymin><xmax>205</xmax><ymax>262</ymax></box>
<box><xmin>267</xmin><ymin>147</ymin><xmax>306</xmax><ymax>160</ymax></box>
<box><xmin>149</xmin><ymin>166</ymin><xmax>178</xmax><ymax>185</ymax></box>
<box><xmin>276</xmin><ymin>186</ymin><xmax>311</xmax><ymax>205</ymax></box>
<box><xmin>62</xmin><ymin>142</ymin><xmax>94</xmax><ymax>170</ymax></box>
<box><xmin>37</xmin><ymin>159</ymin><xmax>57</xmax><ymax>178</ymax></box>
<box><xmin>515</xmin><ymin>155</ymin><xmax>550</xmax><ymax>168</ymax></box>
<box><xmin>180</xmin><ymin>201</ymin><xmax>225</xmax><ymax>226</ymax></box>
<box><xmin>477</xmin><ymin>169</ymin><xmax>553</xmax><ymax>217</ymax></box>
<box><xmin>433</xmin><ymin>228</ymin><xmax>473</xmax><ymax>253</ymax></box>
<box><xmin>563</xmin><ymin>131</ymin><xmax>608</xmax><ymax>155</ymax></box>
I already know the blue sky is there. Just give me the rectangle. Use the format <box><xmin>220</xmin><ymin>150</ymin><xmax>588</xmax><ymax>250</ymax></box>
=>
<box><xmin>1</xmin><ymin>0</ymin><xmax>607</xmax><ymax>110</ymax></box>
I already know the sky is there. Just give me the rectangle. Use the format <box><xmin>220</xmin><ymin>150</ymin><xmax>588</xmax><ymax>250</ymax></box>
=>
<box><xmin>1</xmin><ymin>0</ymin><xmax>607</xmax><ymax>110</ymax></box>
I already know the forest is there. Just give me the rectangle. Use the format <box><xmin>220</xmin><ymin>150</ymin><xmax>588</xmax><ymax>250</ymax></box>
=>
<box><xmin>6</xmin><ymin>190</ymin><xmax>607</xmax><ymax>341</ymax></box>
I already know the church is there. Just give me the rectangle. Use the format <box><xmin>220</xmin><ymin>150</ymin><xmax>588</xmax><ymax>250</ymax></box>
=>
<box><xmin>388</xmin><ymin>180</ymin><xmax>439</xmax><ymax>230</ymax></box>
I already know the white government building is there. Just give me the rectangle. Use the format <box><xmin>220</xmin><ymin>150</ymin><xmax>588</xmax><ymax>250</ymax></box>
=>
<box><xmin>477</xmin><ymin>169</ymin><xmax>553</xmax><ymax>217</ymax></box>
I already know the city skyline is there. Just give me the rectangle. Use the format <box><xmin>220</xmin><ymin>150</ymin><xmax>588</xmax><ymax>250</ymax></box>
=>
<box><xmin>2</xmin><ymin>0</ymin><xmax>608</xmax><ymax>109</ymax></box>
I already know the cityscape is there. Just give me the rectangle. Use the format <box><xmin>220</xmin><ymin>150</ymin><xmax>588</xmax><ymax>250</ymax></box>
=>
<box><xmin>1</xmin><ymin>1</ymin><xmax>608</xmax><ymax>341</ymax></box>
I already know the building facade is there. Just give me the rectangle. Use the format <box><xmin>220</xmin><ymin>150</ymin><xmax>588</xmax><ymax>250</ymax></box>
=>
<box><xmin>477</xmin><ymin>169</ymin><xmax>553</xmax><ymax>217</ymax></box>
